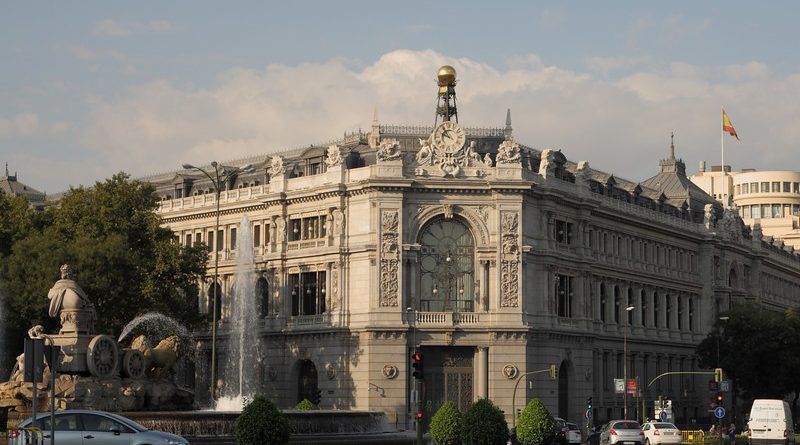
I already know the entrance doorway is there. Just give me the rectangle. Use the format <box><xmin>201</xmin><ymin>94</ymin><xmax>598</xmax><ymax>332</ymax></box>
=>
<box><xmin>422</xmin><ymin>347</ymin><xmax>474</xmax><ymax>416</ymax></box>
<box><xmin>297</xmin><ymin>360</ymin><xmax>318</xmax><ymax>404</ymax></box>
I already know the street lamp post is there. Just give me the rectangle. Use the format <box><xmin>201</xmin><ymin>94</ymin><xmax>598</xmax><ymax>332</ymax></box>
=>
<box><xmin>182</xmin><ymin>161</ymin><xmax>252</xmax><ymax>402</ymax></box>
<box><xmin>623</xmin><ymin>305</ymin><xmax>635</xmax><ymax>420</ymax></box>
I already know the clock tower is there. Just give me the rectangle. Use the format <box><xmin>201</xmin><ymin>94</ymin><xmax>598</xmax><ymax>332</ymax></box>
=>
<box><xmin>435</xmin><ymin>65</ymin><xmax>458</xmax><ymax>124</ymax></box>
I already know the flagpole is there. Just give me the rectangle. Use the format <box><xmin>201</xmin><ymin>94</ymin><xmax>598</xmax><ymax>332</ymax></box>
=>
<box><xmin>721</xmin><ymin>106</ymin><xmax>726</xmax><ymax>207</ymax></box>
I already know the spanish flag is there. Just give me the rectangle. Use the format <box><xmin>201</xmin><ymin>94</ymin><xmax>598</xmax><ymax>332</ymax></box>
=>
<box><xmin>722</xmin><ymin>109</ymin><xmax>739</xmax><ymax>140</ymax></box>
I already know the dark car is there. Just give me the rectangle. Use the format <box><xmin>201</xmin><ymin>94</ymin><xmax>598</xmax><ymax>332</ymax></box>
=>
<box><xmin>14</xmin><ymin>410</ymin><xmax>189</xmax><ymax>445</ymax></box>
<box><xmin>555</xmin><ymin>417</ymin><xmax>570</xmax><ymax>445</ymax></box>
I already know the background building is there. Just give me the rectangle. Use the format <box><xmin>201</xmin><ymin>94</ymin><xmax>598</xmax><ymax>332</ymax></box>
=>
<box><xmin>691</xmin><ymin>164</ymin><xmax>800</xmax><ymax>248</ymax></box>
<box><xmin>146</xmin><ymin>70</ymin><xmax>800</xmax><ymax>429</ymax></box>
<box><xmin>0</xmin><ymin>163</ymin><xmax>46</xmax><ymax>209</ymax></box>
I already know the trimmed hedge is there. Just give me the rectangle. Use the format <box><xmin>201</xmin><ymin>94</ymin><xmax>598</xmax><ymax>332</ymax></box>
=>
<box><xmin>516</xmin><ymin>398</ymin><xmax>556</xmax><ymax>445</ymax></box>
<box><xmin>431</xmin><ymin>401</ymin><xmax>463</xmax><ymax>445</ymax></box>
<box><xmin>235</xmin><ymin>394</ymin><xmax>290</xmax><ymax>445</ymax></box>
<box><xmin>460</xmin><ymin>398</ymin><xmax>509</xmax><ymax>445</ymax></box>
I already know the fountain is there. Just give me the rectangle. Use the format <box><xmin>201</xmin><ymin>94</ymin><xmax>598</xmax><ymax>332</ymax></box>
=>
<box><xmin>215</xmin><ymin>214</ymin><xmax>261</xmax><ymax>411</ymax></box>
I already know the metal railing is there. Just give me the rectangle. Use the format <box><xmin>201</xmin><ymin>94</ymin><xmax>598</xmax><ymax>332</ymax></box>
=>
<box><xmin>7</xmin><ymin>427</ymin><xmax>44</xmax><ymax>445</ymax></box>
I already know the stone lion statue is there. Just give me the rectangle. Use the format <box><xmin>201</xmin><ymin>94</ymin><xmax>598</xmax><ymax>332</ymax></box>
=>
<box><xmin>131</xmin><ymin>335</ymin><xmax>181</xmax><ymax>379</ymax></box>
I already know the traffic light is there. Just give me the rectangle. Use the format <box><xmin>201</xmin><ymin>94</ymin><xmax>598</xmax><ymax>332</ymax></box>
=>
<box><xmin>416</xmin><ymin>410</ymin><xmax>423</xmax><ymax>420</ymax></box>
<box><xmin>587</xmin><ymin>396</ymin><xmax>593</xmax><ymax>411</ymax></box>
<box><xmin>311</xmin><ymin>388</ymin><xmax>322</xmax><ymax>405</ymax></box>
<box><xmin>550</xmin><ymin>364</ymin><xmax>558</xmax><ymax>380</ymax></box>
<box><xmin>412</xmin><ymin>351</ymin><xmax>424</xmax><ymax>380</ymax></box>
<box><xmin>709</xmin><ymin>380</ymin><xmax>719</xmax><ymax>391</ymax></box>
<box><xmin>714</xmin><ymin>368</ymin><xmax>723</xmax><ymax>383</ymax></box>
<box><xmin>716</xmin><ymin>392</ymin><xmax>723</xmax><ymax>403</ymax></box>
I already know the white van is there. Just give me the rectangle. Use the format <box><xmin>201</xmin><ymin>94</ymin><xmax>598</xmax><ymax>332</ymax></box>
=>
<box><xmin>748</xmin><ymin>399</ymin><xmax>795</xmax><ymax>445</ymax></box>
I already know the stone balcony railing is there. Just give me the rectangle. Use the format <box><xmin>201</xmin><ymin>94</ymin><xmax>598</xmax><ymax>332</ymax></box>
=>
<box><xmin>415</xmin><ymin>312</ymin><xmax>481</xmax><ymax>326</ymax></box>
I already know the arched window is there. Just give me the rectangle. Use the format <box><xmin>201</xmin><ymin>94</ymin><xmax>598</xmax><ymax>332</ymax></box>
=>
<box><xmin>256</xmin><ymin>277</ymin><xmax>269</xmax><ymax>317</ymax></box>
<box><xmin>418</xmin><ymin>218</ymin><xmax>475</xmax><ymax>312</ymax></box>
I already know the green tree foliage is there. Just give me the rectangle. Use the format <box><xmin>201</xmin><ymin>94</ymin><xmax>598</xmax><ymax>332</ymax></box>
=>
<box><xmin>0</xmin><ymin>173</ymin><xmax>207</xmax><ymax>338</ymax></box>
<box><xmin>695</xmin><ymin>303</ymin><xmax>800</xmax><ymax>424</ymax></box>
<box><xmin>293</xmin><ymin>399</ymin><xmax>316</xmax><ymax>410</ymax></box>
<box><xmin>516</xmin><ymin>398</ymin><xmax>556</xmax><ymax>445</ymax></box>
<box><xmin>461</xmin><ymin>398</ymin><xmax>509</xmax><ymax>445</ymax></box>
<box><xmin>235</xmin><ymin>394</ymin><xmax>290</xmax><ymax>445</ymax></box>
<box><xmin>430</xmin><ymin>401</ymin><xmax>463</xmax><ymax>445</ymax></box>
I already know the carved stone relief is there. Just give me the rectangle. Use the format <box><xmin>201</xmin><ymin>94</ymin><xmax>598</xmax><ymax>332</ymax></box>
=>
<box><xmin>500</xmin><ymin>212</ymin><xmax>520</xmax><ymax>307</ymax></box>
<box><xmin>376</xmin><ymin>139</ymin><xmax>403</xmax><ymax>162</ymax></box>
<box><xmin>380</xmin><ymin>210</ymin><xmax>400</xmax><ymax>307</ymax></box>
<box><xmin>332</xmin><ymin>208</ymin><xmax>345</xmax><ymax>237</ymax></box>
<box><xmin>330</xmin><ymin>264</ymin><xmax>339</xmax><ymax>311</ymax></box>
<box><xmin>274</xmin><ymin>216</ymin><xmax>286</xmax><ymax>244</ymax></box>
<box><xmin>496</xmin><ymin>138</ymin><xmax>521</xmax><ymax>165</ymax></box>
<box><xmin>414</xmin><ymin>135</ymin><xmax>489</xmax><ymax>177</ymax></box>
<box><xmin>269</xmin><ymin>156</ymin><xmax>286</xmax><ymax>177</ymax></box>
<box><xmin>325</xmin><ymin>144</ymin><xmax>343</xmax><ymax>167</ymax></box>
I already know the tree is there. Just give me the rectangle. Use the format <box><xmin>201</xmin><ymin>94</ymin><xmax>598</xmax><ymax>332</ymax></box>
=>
<box><xmin>0</xmin><ymin>173</ymin><xmax>208</xmax><ymax>340</ymax></box>
<box><xmin>235</xmin><ymin>394</ymin><xmax>290</xmax><ymax>445</ymax></box>
<box><xmin>516</xmin><ymin>398</ymin><xmax>556</xmax><ymax>445</ymax></box>
<box><xmin>695</xmin><ymin>303</ymin><xmax>800</xmax><ymax>426</ymax></box>
<box><xmin>461</xmin><ymin>398</ymin><xmax>509</xmax><ymax>445</ymax></box>
<box><xmin>431</xmin><ymin>401</ymin><xmax>463</xmax><ymax>445</ymax></box>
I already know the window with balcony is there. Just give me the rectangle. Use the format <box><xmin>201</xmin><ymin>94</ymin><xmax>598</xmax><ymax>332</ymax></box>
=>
<box><xmin>288</xmin><ymin>215</ymin><xmax>327</xmax><ymax>242</ymax></box>
<box><xmin>289</xmin><ymin>271</ymin><xmax>326</xmax><ymax>316</ymax></box>
<box><xmin>418</xmin><ymin>218</ymin><xmax>475</xmax><ymax>312</ymax></box>
<box><xmin>556</xmin><ymin>274</ymin><xmax>573</xmax><ymax>318</ymax></box>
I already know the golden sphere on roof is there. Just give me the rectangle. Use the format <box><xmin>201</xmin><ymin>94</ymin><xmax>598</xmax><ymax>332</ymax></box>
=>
<box><xmin>437</xmin><ymin>65</ymin><xmax>457</xmax><ymax>86</ymax></box>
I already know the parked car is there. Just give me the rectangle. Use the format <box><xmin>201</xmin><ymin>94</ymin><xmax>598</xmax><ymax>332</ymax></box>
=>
<box><xmin>600</xmin><ymin>420</ymin><xmax>644</xmax><ymax>445</ymax></box>
<box><xmin>641</xmin><ymin>421</ymin><xmax>682</xmax><ymax>445</ymax></box>
<box><xmin>748</xmin><ymin>399</ymin><xmax>796</xmax><ymax>445</ymax></box>
<box><xmin>13</xmin><ymin>409</ymin><xmax>189</xmax><ymax>445</ymax></box>
<box><xmin>568</xmin><ymin>422</ymin><xmax>583</xmax><ymax>445</ymax></box>
<box><xmin>555</xmin><ymin>417</ymin><xmax>570</xmax><ymax>445</ymax></box>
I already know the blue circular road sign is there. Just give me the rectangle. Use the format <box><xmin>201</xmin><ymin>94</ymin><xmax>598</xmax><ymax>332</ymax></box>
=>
<box><xmin>659</xmin><ymin>411</ymin><xmax>668</xmax><ymax>421</ymax></box>
<box><xmin>714</xmin><ymin>406</ymin><xmax>726</xmax><ymax>419</ymax></box>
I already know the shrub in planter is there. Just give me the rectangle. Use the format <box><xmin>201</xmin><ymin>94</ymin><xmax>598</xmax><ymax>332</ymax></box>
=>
<box><xmin>235</xmin><ymin>394</ymin><xmax>290</xmax><ymax>445</ymax></box>
<box><xmin>516</xmin><ymin>398</ymin><xmax>556</xmax><ymax>445</ymax></box>
<box><xmin>460</xmin><ymin>398</ymin><xmax>508</xmax><ymax>445</ymax></box>
<box><xmin>293</xmin><ymin>398</ymin><xmax>317</xmax><ymax>410</ymax></box>
<box><xmin>431</xmin><ymin>401</ymin><xmax>463</xmax><ymax>445</ymax></box>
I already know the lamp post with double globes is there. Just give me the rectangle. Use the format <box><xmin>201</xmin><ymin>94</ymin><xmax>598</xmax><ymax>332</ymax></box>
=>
<box><xmin>623</xmin><ymin>305</ymin><xmax>635</xmax><ymax>420</ymax></box>
<box><xmin>181</xmin><ymin>161</ymin><xmax>252</xmax><ymax>402</ymax></box>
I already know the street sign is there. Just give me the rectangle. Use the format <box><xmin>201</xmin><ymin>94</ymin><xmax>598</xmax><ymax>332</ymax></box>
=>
<box><xmin>714</xmin><ymin>406</ymin><xmax>726</xmax><ymax>419</ymax></box>
<box><xmin>660</xmin><ymin>411</ymin><xmax>668</xmax><ymax>421</ymax></box>
<box><xmin>626</xmin><ymin>379</ymin><xmax>638</xmax><ymax>395</ymax></box>
<box><xmin>614</xmin><ymin>379</ymin><xmax>625</xmax><ymax>394</ymax></box>
<box><xmin>720</xmin><ymin>380</ymin><xmax>730</xmax><ymax>392</ymax></box>
<box><xmin>585</xmin><ymin>409</ymin><xmax>593</xmax><ymax>419</ymax></box>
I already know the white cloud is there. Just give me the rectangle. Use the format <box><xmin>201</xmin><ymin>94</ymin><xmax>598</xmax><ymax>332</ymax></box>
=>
<box><xmin>93</xmin><ymin>19</ymin><xmax>176</xmax><ymax>37</ymax></box>
<box><xmin>0</xmin><ymin>113</ymin><xmax>39</xmax><ymax>137</ymax></box>
<box><xmin>56</xmin><ymin>49</ymin><xmax>800</xmax><ymax>187</ymax></box>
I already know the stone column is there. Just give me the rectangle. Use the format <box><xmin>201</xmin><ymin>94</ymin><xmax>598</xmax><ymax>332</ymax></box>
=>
<box><xmin>476</xmin><ymin>347</ymin><xmax>489</xmax><ymax>400</ymax></box>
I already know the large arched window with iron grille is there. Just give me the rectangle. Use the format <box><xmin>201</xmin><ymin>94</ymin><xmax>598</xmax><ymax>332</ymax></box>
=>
<box><xmin>418</xmin><ymin>218</ymin><xmax>475</xmax><ymax>312</ymax></box>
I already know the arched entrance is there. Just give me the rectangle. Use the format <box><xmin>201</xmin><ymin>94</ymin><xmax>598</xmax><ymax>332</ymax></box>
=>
<box><xmin>418</xmin><ymin>218</ymin><xmax>476</xmax><ymax>312</ymax></box>
<box><xmin>558</xmin><ymin>361</ymin><xmax>570</xmax><ymax>419</ymax></box>
<box><xmin>297</xmin><ymin>360</ymin><xmax>318</xmax><ymax>404</ymax></box>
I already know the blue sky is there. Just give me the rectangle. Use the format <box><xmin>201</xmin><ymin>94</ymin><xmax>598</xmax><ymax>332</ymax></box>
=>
<box><xmin>3</xmin><ymin>1</ymin><xmax>800</xmax><ymax>193</ymax></box>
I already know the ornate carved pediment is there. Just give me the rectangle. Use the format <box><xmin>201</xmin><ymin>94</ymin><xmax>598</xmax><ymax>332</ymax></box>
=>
<box><xmin>269</xmin><ymin>156</ymin><xmax>286</xmax><ymax>177</ymax></box>
<box><xmin>325</xmin><ymin>145</ymin><xmax>343</xmax><ymax>167</ymax></box>
<box><xmin>376</xmin><ymin>139</ymin><xmax>403</xmax><ymax>162</ymax></box>
<box><xmin>414</xmin><ymin>124</ymin><xmax>487</xmax><ymax>177</ymax></box>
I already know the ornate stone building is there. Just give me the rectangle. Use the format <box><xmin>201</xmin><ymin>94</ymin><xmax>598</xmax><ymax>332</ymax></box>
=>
<box><xmin>145</xmin><ymin>67</ymin><xmax>800</xmax><ymax>428</ymax></box>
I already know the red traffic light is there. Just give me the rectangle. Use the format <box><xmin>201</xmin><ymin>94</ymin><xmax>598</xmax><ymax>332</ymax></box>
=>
<box><xmin>416</xmin><ymin>411</ymin><xmax>423</xmax><ymax>419</ymax></box>
<box><xmin>413</xmin><ymin>352</ymin><xmax>422</xmax><ymax>361</ymax></box>
<box><xmin>716</xmin><ymin>392</ymin><xmax>723</xmax><ymax>402</ymax></box>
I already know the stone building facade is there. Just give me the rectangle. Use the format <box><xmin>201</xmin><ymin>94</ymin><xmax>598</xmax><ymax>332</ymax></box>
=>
<box><xmin>146</xmin><ymin>87</ymin><xmax>800</xmax><ymax>429</ymax></box>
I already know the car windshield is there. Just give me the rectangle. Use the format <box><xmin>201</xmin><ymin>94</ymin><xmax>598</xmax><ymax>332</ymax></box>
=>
<box><xmin>614</xmin><ymin>422</ymin><xmax>641</xmax><ymax>429</ymax></box>
<box><xmin>654</xmin><ymin>423</ymin><xmax>676</xmax><ymax>429</ymax></box>
<box><xmin>568</xmin><ymin>423</ymin><xmax>579</xmax><ymax>430</ymax></box>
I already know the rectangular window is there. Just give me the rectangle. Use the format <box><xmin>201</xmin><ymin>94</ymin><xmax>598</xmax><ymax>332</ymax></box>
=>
<box><xmin>555</xmin><ymin>220</ymin><xmax>573</xmax><ymax>244</ymax></box>
<box><xmin>253</xmin><ymin>224</ymin><xmax>261</xmax><ymax>247</ymax></box>
<box><xmin>264</xmin><ymin>224</ymin><xmax>271</xmax><ymax>243</ymax></box>
<box><xmin>794</xmin><ymin>183</ymin><xmax>800</xmax><ymax>193</ymax></box>
<box><xmin>556</xmin><ymin>275</ymin><xmax>573</xmax><ymax>318</ymax></box>
<box><xmin>761</xmin><ymin>182</ymin><xmax>770</xmax><ymax>193</ymax></box>
<box><xmin>688</xmin><ymin>298</ymin><xmax>694</xmax><ymax>332</ymax></box>
<box><xmin>751</xmin><ymin>182</ymin><xmax>759</xmax><ymax>193</ymax></box>
<box><xmin>230</xmin><ymin>227</ymin><xmax>237</xmax><ymax>250</ymax></box>
<box><xmin>735</xmin><ymin>185</ymin><xmax>741</xmax><ymax>195</ymax></box>
<box><xmin>761</xmin><ymin>204</ymin><xmax>771</xmax><ymax>218</ymax></box>
<box><xmin>185</xmin><ymin>233</ymin><xmax>192</xmax><ymax>246</ymax></box>
<box><xmin>784</xmin><ymin>204</ymin><xmax>791</xmax><ymax>218</ymax></box>
<box><xmin>208</xmin><ymin>230</ymin><xmax>214</xmax><ymax>250</ymax></box>
<box><xmin>743</xmin><ymin>205</ymin><xmax>751</xmax><ymax>218</ymax></box>
<box><xmin>772</xmin><ymin>182</ymin><xmax>781</xmax><ymax>192</ymax></box>
<box><xmin>599</xmin><ymin>284</ymin><xmax>606</xmax><ymax>322</ymax></box>
<box><xmin>784</xmin><ymin>182</ymin><xmax>791</xmax><ymax>193</ymax></box>
<box><xmin>195</xmin><ymin>232</ymin><xmax>202</xmax><ymax>245</ymax></box>
<box><xmin>289</xmin><ymin>216</ymin><xmax>327</xmax><ymax>242</ymax></box>
<box><xmin>288</xmin><ymin>219</ymin><xmax>301</xmax><ymax>241</ymax></box>
<box><xmin>175</xmin><ymin>188</ymin><xmax>183</xmax><ymax>199</ymax></box>
<box><xmin>217</xmin><ymin>229</ymin><xmax>224</xmax><ymax>252</ymax></box>
<box><xmin>742</xmin><ymin>183</ymin><xmax>749</xmax><ymax>193</ymax></box>
<box><xmin>773</xmin><ymin>204</ymin><xmax>783</xmax><ymax>218</ymax></box>
<box><xmin>752</xmin><ymin>205</ymin><xmax>761</xmax><ymax>219</ymax></box>
<box><xmin>289</xmin><ymin>271</ymin><xmax>326</xmax><ymax>316</ymax></box>
<box><xmin>793</xmin><ymin>205</ymin><xmax>800</xmax><ymax>216</ymax></box>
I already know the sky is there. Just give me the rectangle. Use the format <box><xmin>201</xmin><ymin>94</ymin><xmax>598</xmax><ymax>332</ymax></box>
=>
<box><xmin>2</xmin><ymin>1</ymin><xmax>800</xmax><ymax>194</ymax></box>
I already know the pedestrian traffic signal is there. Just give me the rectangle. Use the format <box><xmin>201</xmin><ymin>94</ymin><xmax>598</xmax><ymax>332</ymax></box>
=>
<box><xmin>587</xmin><ymin>396</ymin><xmax>593</xmax><ymax>410</ymax></box>
<box><xmin>412</xmin><ymin>351</ymin><xmax>424</xmax><ymax>380</ymax></box>
<box><xmin>716</xmin><ymin>392</ymin><xmax>723</xmax><ymax>402</ymax></box>
<box><xmin>714</xmin><ymin>368</ymin><xmax>723</xmax><ymax>383</ymax></box>
<box><xmin>312</xmin><ymin>388</ymin><xmax>322</xmax><ymax>405</ymax></box>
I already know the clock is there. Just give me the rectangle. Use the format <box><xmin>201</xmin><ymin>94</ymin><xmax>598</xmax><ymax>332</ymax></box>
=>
<box><xmin>432</xmin><ymin>121</ymin><xmax>465</xmax><ymax>153</ymax></box>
